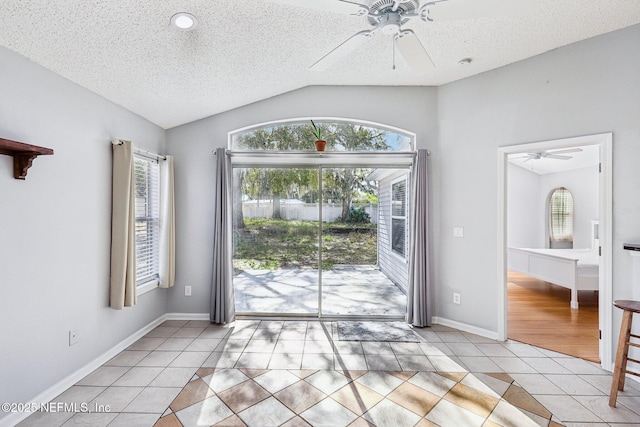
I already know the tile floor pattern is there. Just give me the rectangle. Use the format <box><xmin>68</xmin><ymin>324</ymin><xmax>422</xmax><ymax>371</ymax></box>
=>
<box><xmin>17</xmin><ymin>320</ymin><xmax>640</xmax><ymax>427</ymax></box>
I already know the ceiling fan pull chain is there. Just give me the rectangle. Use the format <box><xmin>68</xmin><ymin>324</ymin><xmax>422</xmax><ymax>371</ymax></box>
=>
<box><xmin>392</xmin><ymin>36</ymin><xmax>396</xmax><ymax>70</ymax></box>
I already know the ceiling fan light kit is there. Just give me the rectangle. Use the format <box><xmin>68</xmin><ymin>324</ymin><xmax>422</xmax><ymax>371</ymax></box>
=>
<box><xmin>379</xmin><ymin>12</ymin><xmax>403</xmax><ymax>34</ymax></box>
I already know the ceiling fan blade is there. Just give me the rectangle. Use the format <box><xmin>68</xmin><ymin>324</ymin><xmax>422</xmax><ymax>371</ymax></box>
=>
<box><xmin>547</xmin><ymin>148</ymin><xmax>583</xmax><ymax>155</ymax></box>
<box><xmin>266</xmin><ymin>0</ymin><xmax>368</xmax><ymax>15</ymax></box>
<box><xmin>310</xmin><ymin>30</ymin><xmax>374</xmax><ymax>71</ymax></box>
<box><xmin>545</xmin><ymin>154</ymin><xmax>572</xmax><ymax>160</ymax></box>
<box><xmin>396</xmin><ymin>30</ymin><xmax>434</xmax><ymax>74</ymax></box>
<box><xmin>426</xmin><ymin>0</ymin><xmax>534</xmax><ymax>21</ymax></box>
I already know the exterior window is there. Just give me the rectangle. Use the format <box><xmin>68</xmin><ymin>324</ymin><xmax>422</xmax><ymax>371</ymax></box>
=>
<box><xmin>231</xmin><ymin>119</ymin><xmax>413</xmax><ymax>152</ymax></box>
<box><xmin>134</xmin><ymin>155</ymin><xmax>160</xmax><ymax>285</ymax></box>
<box><xmin>548</xmin><ymin>187</ymin><xmax>573</xmax><ymax>248</ymax></box>
<box><xmin>391</xmin><ymin>178</ymin><xmax>407</xmax><ymax>257</ymax></box>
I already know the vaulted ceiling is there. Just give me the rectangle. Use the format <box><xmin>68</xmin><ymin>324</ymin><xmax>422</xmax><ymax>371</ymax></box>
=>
<box><xmin>1</xmin><ymin>0</ymin><xmax>639</xmax><ymax>129</ymax></box>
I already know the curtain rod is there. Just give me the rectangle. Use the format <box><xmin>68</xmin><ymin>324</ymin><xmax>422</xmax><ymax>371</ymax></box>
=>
<box><xmin>135</xmin><ymin>148</ymin><xmax>167</xmax><ymax>161</ymax></box>
<box><xmin>111</xmin><ymin>140</ymin><xmax>167</xmax><ymax>160</ymax></box>
<box><xmin>212</xmin><ymin>150</ymin><xmax>431</xmax><ymax>156</ymax></box>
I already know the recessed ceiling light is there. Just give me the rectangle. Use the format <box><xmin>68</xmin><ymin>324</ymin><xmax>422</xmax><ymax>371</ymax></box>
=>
<box><xmin>171</xmin><ymin>12</ymin><xmax>197</xmax><ymax>31</ymax></box>
<box><xmin>458</xmin><ymin>58</ymin><xmax>472</xmax><ymax>66</ymax></box>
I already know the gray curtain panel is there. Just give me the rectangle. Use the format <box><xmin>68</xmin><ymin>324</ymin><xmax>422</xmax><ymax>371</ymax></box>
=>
<box><xmin>110</xmin><ymin>139</ymin><xmax>137</xmax><ymax>309</ymax></box>
<box><xmin>210</xmin><ymin>148</ymin><xmax>235</xmax><ymax>324</ymax></box>
<box><xmin>407</xmin><ymin>149</ymin><xmax>431</xmax><ymax>327</ymax></box>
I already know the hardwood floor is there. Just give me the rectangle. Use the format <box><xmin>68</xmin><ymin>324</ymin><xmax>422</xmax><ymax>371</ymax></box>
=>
<box><xmin>507</xmin><ymin>271</ymin><xmax>600</xmax><ymax>363</ymax></box>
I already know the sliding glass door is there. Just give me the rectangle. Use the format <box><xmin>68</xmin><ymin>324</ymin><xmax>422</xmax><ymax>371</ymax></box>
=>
<box><xmin>232</xmin><ymin>164</ymin><xmax>408</xmax><ymax>318</ymax></box>
<box><xmin>320</xmin><ymin>167</ymin><xmax>407</xmax><ymax>317</ymax></box>
<box><xmin>232</xmin><ymin>167</ymin><xmax>319</xmax><ymax>315</ymax></box>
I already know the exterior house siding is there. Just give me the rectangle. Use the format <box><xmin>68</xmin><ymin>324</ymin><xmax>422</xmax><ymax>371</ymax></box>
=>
<box><xmin>377</xmin><ymin>170</ymin><xmax>410</xmax><ymax>292</ymax></box>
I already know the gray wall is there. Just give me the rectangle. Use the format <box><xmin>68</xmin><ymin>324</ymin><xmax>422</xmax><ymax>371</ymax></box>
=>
<box><xmin>435</xmin><ymin>24</ymin><xmax>640</xmax><ymax>332</ymax></box>
<box><xmin>0</xmin><ymin>46</ymin><xmax>167</xmax><ymax>413</ymax></box>
<box><xmin>165</xmin><ymin>86</ymin><xmax>439</xmax><ymax>313</ymax></box>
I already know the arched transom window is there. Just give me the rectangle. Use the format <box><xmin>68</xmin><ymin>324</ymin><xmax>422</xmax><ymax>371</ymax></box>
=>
<box><xmin>230</xmin><ymin>119</ymin><xmax>414</xmax><ymax>152</ymax></box>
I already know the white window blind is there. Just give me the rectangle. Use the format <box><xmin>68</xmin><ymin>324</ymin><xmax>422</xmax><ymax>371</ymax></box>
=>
<box><xmin>134</xmin><ymin>155</ymin><xmax>160</xmax><ymax>285</ymax></box>
<box><xmin>549</xmin><ymin>187</ymin><xmax>573</xmax><ymax>242</ymax></box>
<box><xmin>391</xmin><ymin>178</ymin><xmax>407</xmax><ymax>257</ymax></box>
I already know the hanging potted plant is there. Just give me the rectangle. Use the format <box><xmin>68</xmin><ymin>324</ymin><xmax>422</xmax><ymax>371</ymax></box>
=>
<box><xmin>310</xmin><ymin>120</ymin><xmax>326</xmax><ymax>152</ymax></box>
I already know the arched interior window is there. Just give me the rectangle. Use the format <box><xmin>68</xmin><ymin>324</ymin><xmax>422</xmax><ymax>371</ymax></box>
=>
<box><xmin>548</xmin><ymin>187</ymin><xmax>574</xmax><ymax>249</ymax></box>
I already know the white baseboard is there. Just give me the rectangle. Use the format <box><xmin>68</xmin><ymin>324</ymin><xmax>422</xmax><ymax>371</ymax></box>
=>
<box><xmin>165</xmin><ymin>312</ymin><xmax>209</xmax><ymax>320</ymax></box>
<box><xmin>0</xmin><ymin>315</ymin><xmax>168</xmax><ymax>427</ymax></box>
<box><xmin>431</xmin><ymin>316</ymin><xmax>499</xmax><ymax>341</ymax></box>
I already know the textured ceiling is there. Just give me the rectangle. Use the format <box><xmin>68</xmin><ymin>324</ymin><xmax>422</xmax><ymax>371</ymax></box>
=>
<box><xmin>1</xmin><ymin>1</ymin><xmax>639</xmax><ymax>129</ymax></box>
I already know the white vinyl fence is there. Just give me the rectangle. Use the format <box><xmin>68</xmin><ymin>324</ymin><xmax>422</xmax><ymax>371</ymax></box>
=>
<box><xmin>243</xmin><ymin>200</ymin><xmax>378</xmax><ymax>224</ymax></box>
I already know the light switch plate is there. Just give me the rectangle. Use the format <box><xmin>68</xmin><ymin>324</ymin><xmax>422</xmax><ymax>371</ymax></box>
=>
<box><xmin>453</xmin><ymin>227</ymin><xmax>464</xmax><ymax>238</ymax></box>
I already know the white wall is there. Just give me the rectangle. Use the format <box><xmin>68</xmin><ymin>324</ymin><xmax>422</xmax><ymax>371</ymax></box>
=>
<box><xmin>435</xmin><ymin>24</ymin><xmax>640</xmax><ymax>335</ymax></box>
<box><xmin>165</xmin><ymin>86</ymin><xmax>439</xmax><ymax>314</ymax></box>
<box><xmin>508</xmin><ymin>165</ymin><xmax>599</xmax><ymax>249</ymax></box>
<box><xmin>0</xmin><ymin>46</ymin><xmax>167</xmax><ymax>416</ymax></box>
<box><xmin>540</xmin><ymin>166</ymin><xmax>599</xmax><ymax>248</ymax></box>
<box><xmin>507</xmin><ymin>164</ymin><xmax>543</xmax><ymax>248</ymax></box>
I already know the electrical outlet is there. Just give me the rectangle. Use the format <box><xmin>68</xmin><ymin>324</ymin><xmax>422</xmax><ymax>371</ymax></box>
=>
<box><xmin>453</xmin><ymin>227</ymin><xmax>464</xmax><ymax>238</ymax></box>
<box><xmin>453</xmin><ymin>292</ymin><xmax>461</xmax><ymax>305</ymax></box>
<box><xmin>69</xmin><ymin>330</ymin><xmax>79</xmax><ymax>346</ymax></box>
<box><xmin>185</xmin><ymin>285</ymin><xmax>192</xmax><ymax>297</ymax></box>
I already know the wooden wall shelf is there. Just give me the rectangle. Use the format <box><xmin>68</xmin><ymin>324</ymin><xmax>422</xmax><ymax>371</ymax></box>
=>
<box><xmin>0</xmin><ymin>138</ymin><xmax>54</xmax><ymax>179</ymax></box>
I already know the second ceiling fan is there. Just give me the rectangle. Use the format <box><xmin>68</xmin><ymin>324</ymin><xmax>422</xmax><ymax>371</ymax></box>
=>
<box><xmin>513</xmin><ymin>148</ymin><xmax>584</xmax><ymax>162</ymax></box>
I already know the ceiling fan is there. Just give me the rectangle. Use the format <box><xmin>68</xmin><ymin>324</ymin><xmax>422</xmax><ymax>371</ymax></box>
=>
<box><xmin>513</xmin><ymin>148</ymin><xmax>584</xmax><ymax>162</ymax></box>
<box><xmin>268</xmin><ymin>0</ymin><xmax>533</xmax><ymax>73</ymax></box>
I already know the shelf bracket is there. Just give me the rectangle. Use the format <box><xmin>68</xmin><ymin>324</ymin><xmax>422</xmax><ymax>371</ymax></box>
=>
<box><xmin>0</xmin><ymin>138</ymin><xmax>54</xmax><ymax>180</ymax></box>
<box><xmin>13</xmin><ymin>153</ymin><xmax>38</xmax><ymax>180</ymax></box>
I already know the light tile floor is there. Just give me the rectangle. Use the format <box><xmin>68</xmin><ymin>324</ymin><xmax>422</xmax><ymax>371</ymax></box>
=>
<box><xmin>16</xmin><ymin>320</ymin><xmax>640</xmax><ymax>427</ymax></box>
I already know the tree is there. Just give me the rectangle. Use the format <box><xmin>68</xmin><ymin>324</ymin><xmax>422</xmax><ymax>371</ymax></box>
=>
<box><xmin>233</xmin><ymin>121</ymin><xmax>391</xmax><ymax>223</ymax></box>
<box><xmin>234</xmin><ymin>124</ymin><xmax>320</xmax><ymax>220</ymax></box>
<box><xmin>324</xmin><ymin>124</ymin><xmax>387</xmax><ymax>221</ymax></box>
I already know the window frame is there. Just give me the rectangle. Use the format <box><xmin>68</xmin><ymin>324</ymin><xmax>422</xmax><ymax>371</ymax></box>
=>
<box><xmin>390</xmin><ymin>175</ymin><xmax>408</xmax><ymax>259</ymax></box>
<box><xmin>133</xmin><ymin>153</ymin><xmax>161</xmax><ymax>290</ymax></box>
<box><xmin>229</xmin><ymin>117</ymin><xmax>415</xmax><ymax>153</ymax></box>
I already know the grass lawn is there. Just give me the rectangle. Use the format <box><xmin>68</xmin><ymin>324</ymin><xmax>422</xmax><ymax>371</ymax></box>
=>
<box><xmin>233</xmin><ymin>218</ymin><xmax>377</xmax><ymax>271</ymax></box>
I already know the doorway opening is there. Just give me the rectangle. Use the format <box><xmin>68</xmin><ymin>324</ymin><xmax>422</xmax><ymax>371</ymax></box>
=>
<box><xmin>498</xmin><ymin>133</ymin><xmax>613</xmax><ymax>368</ymax></box>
